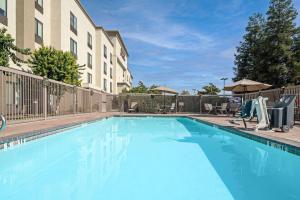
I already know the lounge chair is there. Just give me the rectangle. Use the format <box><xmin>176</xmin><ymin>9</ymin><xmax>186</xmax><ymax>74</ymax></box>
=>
<box><xmin>178</xmin><ymin>102</ymin><xmax>184</xmax><ymax>112</ymax></box>
<box><xmin>204</xmin><ymin>103</ymin><xmax>213</xmax><ymax>114</ymax></box>
<box><xmin>128</xmin><ymin>102</ymin><xmax>138</xmax><ymax>113</ymax></box>
<box><xmin>217</xmin><ymin>103</ymin><xmax>228</xmax><ymax>114</ymax></box>
<box><xmin>156</xmin><ymin>104</ymin><xmax>164</xmax><ymax>113</ymax></box>
<box><xmin>270</xmin><ymin>95</ymin><xmax>296</xmax><ymax>132</ymax></box>
<box><xmin>229</xmin><ymin>99</ymin><xmax>256</xmax><ymax>128</ymax></box>
<box><xmin>169</xmin><ymin>103</ymin><xmax>176</xmax><ymax>113</ymax></box>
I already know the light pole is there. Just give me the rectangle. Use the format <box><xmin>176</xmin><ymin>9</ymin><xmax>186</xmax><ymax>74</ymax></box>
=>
<box><xmin>220</xmin><ymin>77</ymin><xmax>228</xmax><ymax>95</ymax></box>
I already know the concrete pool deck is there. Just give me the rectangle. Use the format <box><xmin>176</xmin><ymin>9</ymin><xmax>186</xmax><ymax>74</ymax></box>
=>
<box><xmin>1</xmin><ymin>112</ymin><xmax>300</xmax><ymax>148</ymax></box>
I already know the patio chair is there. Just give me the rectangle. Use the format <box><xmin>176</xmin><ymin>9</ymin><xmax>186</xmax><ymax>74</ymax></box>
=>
<box><xmin>204</xmin><ymin>103</ymin><xmax>213</xmax><ymax>114</ymax></box>
<box><xmin>169</xmin><ymin>103</ymin><xmax>176</xmax><ymax>113</ymax></box>
<box><xmin>128</xmin><ymin>101</ymin><xmax>138</xmax><ymax>113</ymax></box>
<box><xmin>229</xmin><ymin>100</ymin><xmax>256</xmax><ymax>128</ymax></box>
<box><xmin>178</xmin><ymin>102</ymin><xmax>184</xmax><ymax>112</ymax></box>
<box><xmin>156</xmin><ymin>104</ymin><xmax>164</xmax><ymax>113</ymax></box>
<box><xmin>217</xmin><ymin>103</ymin><xmax>228</xmax><ymax>114</ymax></box>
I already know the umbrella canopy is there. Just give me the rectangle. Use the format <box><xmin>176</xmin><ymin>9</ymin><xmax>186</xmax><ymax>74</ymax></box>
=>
<box><xmin>224</xmin><ymin>79</ymin><xmax>272</xmax><ymax>92</ymax></box>
<box><xmin>151</xmin><ymin>86</ymin><xmax>178</xmax><ymax>94</ymax></box>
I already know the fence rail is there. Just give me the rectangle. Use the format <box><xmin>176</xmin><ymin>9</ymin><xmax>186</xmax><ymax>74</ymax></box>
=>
<box><xmin>1</xmin><ymin>66</ymin><xmax>300</xmax><ymax>123</ymax></box>
<box><xmin>117</xmin><ymin>86</ymin><xmax>300</xmax><ymax>121</ymax></box>
<box><xmin>0</xmin><ymin>66</ymin><xmax>111</xmax><ymax>123</ymax></box>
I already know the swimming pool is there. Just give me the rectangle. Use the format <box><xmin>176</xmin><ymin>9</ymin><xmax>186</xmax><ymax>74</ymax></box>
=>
<box><xmin>0</xmin><ymin>117</ymin><xmax>299</xmax><ymax>199</ymax></box>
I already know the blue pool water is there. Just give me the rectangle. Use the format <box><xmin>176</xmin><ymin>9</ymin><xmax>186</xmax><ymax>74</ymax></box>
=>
<box><xmin>0</xmin><ymin>117</ymin><xmax>299</xmax><ymax>200</ymax></box>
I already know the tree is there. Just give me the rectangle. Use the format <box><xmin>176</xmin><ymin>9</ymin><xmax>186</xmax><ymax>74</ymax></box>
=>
<box><xmin>180</xmin><ymin>90</ymin><xmax>190</xmax><ymax>95</ymax></box>
<box><xmin>0</xmin><ymin>28</ymin><xmax>30</xmax><ymax>67</ymax></box>
<box><xmin>29</xmin><ymin>47</ymin><xmax>83</xmax><ymax>86</ymax></box>
<box><xmin>202</xmin><ymin>83</ymin><xmax>221</xmax><ymax>95</ymax></box>
<box><xmin>233</xmin><ymin>14</ymin><xmax>266</xmax><ymax>82</ymax></box>
<box><xmin>233</xmin><ymin>0</ymin><xmax>300</xmax><ymax>87</ymax></box>
<box><xmin>125</xmin><ymin>81</ymin><xmax>148</xmax><ymax>93</ymax></box>
<box><xmin>291</xmin><ymin>28</ymin><xmax>300</xmax><ymax>82</ymax></box>
<box><xmin>263</xmin><ymin>0</ymin><xmax>298</xmax><ymax>87</ymax></box>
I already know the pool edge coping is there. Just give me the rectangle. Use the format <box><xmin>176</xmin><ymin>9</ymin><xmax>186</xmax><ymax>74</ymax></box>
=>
<box><xmin>1</xmin><ymin>114</ymin><xmax>300</xmax><ymax>156</ymax></box>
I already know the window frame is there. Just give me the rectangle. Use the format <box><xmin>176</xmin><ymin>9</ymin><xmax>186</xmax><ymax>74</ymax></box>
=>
<box><xmin>110</xmin><ymin>67</ymin><xmax>113</xmax><ymax>79</ymax></box>
<box><xmin>87</xmin><ymin>52</ymin><xmax>92</xmax><ymax>69</ymax></box>
<box><xmin>104</xmin><ymin>62</ymin><xmax>107</xmax><ymax>75</ymax></box>
<box><xmin>87</xmin><ymin>32</ymin><xmax>92</xmax><ymax>49</ymax></box>
<box><xmin>0</xmin><ymin>0</ymin><xmax>7</xmax><ymax>26</ymax></box>
<box><xmin>103</xmin><ymin>78</ymin><xmax>107</xmax><ymax>92</ymax></box>
<box><xmin>35</xmin><ymin>18</ymin><xmax>43</xmax><ymax>45</ymax></box>
<box><xmin>87</xmin><ymin>73</ymin><xmax>92</xmax><ymax>84</ymax></box>
<box><xmin>110</xmin><ymin>53</ymin><xmax>113</xmax><ymax>64</ymax></box>
<box><xmin>70</xmin><ymin>38</ymin><xmax>77</xmax><ymax>58</ymax></box>
<box><xmin>110</xmin><ymin>82</ymin><xmax>112</xmax><ymax>93</ymax></box>
<box><xmin>70</xmin><ymin>11</ymin><xmax>77</xmax><ymax>35</ymax></box>
<box><xmin>35</xmin><ymin>0</ymin><xmax>43</xmax><ymax>13</ymax></box>
<box><xmin>104</xmin><ymin>45</ymin><xmax>107</xmax><ymax>58</ymax></box>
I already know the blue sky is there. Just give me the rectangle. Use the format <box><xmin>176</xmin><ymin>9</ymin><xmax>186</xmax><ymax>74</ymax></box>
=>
<box><xmin>81</xmin><ymin>0</ymin><xmax>300</xmax><ymax>93</ymax></box>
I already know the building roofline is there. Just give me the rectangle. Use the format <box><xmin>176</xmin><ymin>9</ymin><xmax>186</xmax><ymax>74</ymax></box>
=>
<box><xmin>96</xmin><ymin>27</ymin><xmax>114</xmax><ymax>47</ymax></box>
<box><xmin>75</xmin><ymin>1</ymin><xmax>118</xmax><ymax>48</ymax></box>
<box><xmin>105</xmin><ymin>30</ymin><xmax>129</xmax><ymax>56</ymax></box>
<box><xmin>75</xmin><ymin>0</ymin><xmax>97</xmax><ymax>28</ymax></box>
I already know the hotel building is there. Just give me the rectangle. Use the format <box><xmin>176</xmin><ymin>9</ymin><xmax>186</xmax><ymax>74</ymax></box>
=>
<box><xmin>0</xmin><ymin>0</ymin><xmax>133</xmax><ymax>94</ymax></box>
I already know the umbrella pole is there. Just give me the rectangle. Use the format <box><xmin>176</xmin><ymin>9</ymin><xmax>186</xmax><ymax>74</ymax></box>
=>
<box><xmin>164</xmin><ymin>93</ymin><xmax>166</xmax><ymax>110</ymax></box>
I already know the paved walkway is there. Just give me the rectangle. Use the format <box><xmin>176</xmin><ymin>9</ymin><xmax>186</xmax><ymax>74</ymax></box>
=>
<box><xmin>0</xmin><ymin>112</ymin><xmax>117</xmax><ymax>142</ymax></box>
<box><xmin>192</xmin><ymin>115</ymin><xmax>300</xmax><ymax>147</ymax></box>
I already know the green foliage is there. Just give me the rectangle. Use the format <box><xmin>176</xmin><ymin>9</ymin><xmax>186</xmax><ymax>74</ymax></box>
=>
<box><xmin>0</xmin><ymin>28</ymin><xmax>30</xmax><ymax>67</ymax></box>
<box><xmin>234</xmin><ymin>13</ymin><xmax>266</xmax><ymax>82</ymax></box>
<box><xmin>180</xmin><ymin>90</ymin><xmax>190</xmax><ymax>95</ymax></box>
<box><xmin>29</xmin><ymin>46</ymin><xmax>84</xmax><ymax>86</ymax></box>
<box><xmin>202</xmin><ymin>83</ymin><xmax>221</xmax><ymax>95</ymax></box>
<box><xmin>123</xmin><ymin>81</ymin><xmax>157</xmax><ymax>93</ymax></box>
<box><xmin>234</xmin><ymin>0</ymin><xmax>299</xmax><ymax>87</ymax></box>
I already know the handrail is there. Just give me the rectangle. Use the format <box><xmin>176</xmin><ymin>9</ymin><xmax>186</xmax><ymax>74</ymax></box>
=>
<box><xmin>0</xmin><ymin>113</ymin><xmax>6</xmax><ymax>131</ymax></box>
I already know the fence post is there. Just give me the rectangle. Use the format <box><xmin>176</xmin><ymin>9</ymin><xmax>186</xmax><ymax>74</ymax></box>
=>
<box><xmin>73</xmin><ymin>86</ymin><xmax>77</xmax><ymax>115</ymax></box>
<box><xmin>43</xmin><ymin>77</ymin><xmax>48</xmax><ymax>120</ymax></box>
<box><xmin>199</xmin><ymin>95</ymin><xmax>202</xmax><ymax>114</ymax></box>
<box><xmin>90</xmin><ymin>89</ymin><xmax>94</xmax><ymax>113</ymax></box>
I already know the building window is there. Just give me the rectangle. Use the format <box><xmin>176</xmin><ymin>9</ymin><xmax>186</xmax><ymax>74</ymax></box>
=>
<box><xmin>103</xmin><ymin>78</ymin><xmax>107</xmax><ymax>92</ymax></box>
<box><xmin>87</xmin><ymin>53</ymin><xmax>92</xmax><ymax>69</ymax></box>
<box><xmin>110</xmin><ymin>68</ymin><xmax>112</xmax><ymax>79</ymax></box>
<box><xmin>87</xmin><ymin>73</ymin><xmax>92</xmax><ymax>84</ymax></box>
<box><xmin>110</xmin><ymin>82</ymin><xmax>112</xmax><ymax>93</ymax></box>
<box><xmin>104</xmin><ymin>45</ymin><xmax>107</xmax><ymax>58</ymax></box>
<box><xmin>70</xmin><ymin>12</ymin><xmax>77</xmax><ymax>35</ymax></box>
<box><xmin>104</xmin><ymin>62</ymin><xmax>107</xmax><ymax>75</ymax></box>
<box><xmin>87</xmin><ymin>32</ymin><xmax>92</xmax><ymax>49</ymax></box>
<box><xmin>0</xmin><ymin>0</ymin><xmax>7</xmax><ymax>25</ymax></box>
<box><xmin>35</xmin><ymin>0</ymin><xmax>43</xmax><ymax>13</ymax></box>
<box><xmin>35</xmin><ymin>19</ymin><xmax>43</xmax><ymax>45</ymax></box>
<box><xmin>70</xmin><ymin>38</ymin><xmax>77</xmax><ymax>58</ymax></box>
<box><xmin>110</xmin><ymin>53</ymin><xmax>113</xmax><ymax>64</ymax></box>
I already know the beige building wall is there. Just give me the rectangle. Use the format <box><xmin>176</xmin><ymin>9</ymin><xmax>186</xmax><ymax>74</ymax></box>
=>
<box><xmin>0</xmin><ymin>0</ymin><xmax>132</xmax><ymax>94</ymax></box>
<box><xmin>106</xmin><ymin>31</ymin><xmax>132</xmax><ymax>93</ymax></box>
<box><xmin>96</xmin><ymin>28</ymin><xmax>115</xmax><ymax>93</ymax></box>
<box><xmin>58</xmin><ymin>0</ymin><xmax>97</xmax><ymax>90</ymax></box>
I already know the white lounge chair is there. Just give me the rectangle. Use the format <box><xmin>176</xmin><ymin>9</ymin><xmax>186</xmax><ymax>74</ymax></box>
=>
<box><xmin>169</xmin><ymin>103</ymin><xmax>176</xmax><ymax>113</ymax></box>
<box><xmin>204</xmin><ymin>103</ymin><xmax>213</xmax><ymax>114</ymax></box>
<box><xmin>128</xmin><ymin>102</ymin><xmax>138</xmax><ymax>113</ymax></box>
<box><xmin>217</xmin><ymin>103</ymin><xmax>228</xmax><ymax>114</ymax></box>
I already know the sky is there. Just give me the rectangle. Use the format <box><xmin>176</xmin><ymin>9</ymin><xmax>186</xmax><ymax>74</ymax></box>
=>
<box><xmin>81</xmin><ymin>0</ymin><xmax>300</xmax><ymax>93</ymax></box>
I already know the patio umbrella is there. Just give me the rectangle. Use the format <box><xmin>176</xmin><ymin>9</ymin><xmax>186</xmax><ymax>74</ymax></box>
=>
<box><xmin>151</xmin><ymin>86</ymin><xmax>178</xmax><ymax>110</ymax></box>
<box><xmin>224</xmin><ymin>79</ymin><xmax>272</xmax><ymax>103</ymax></box>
